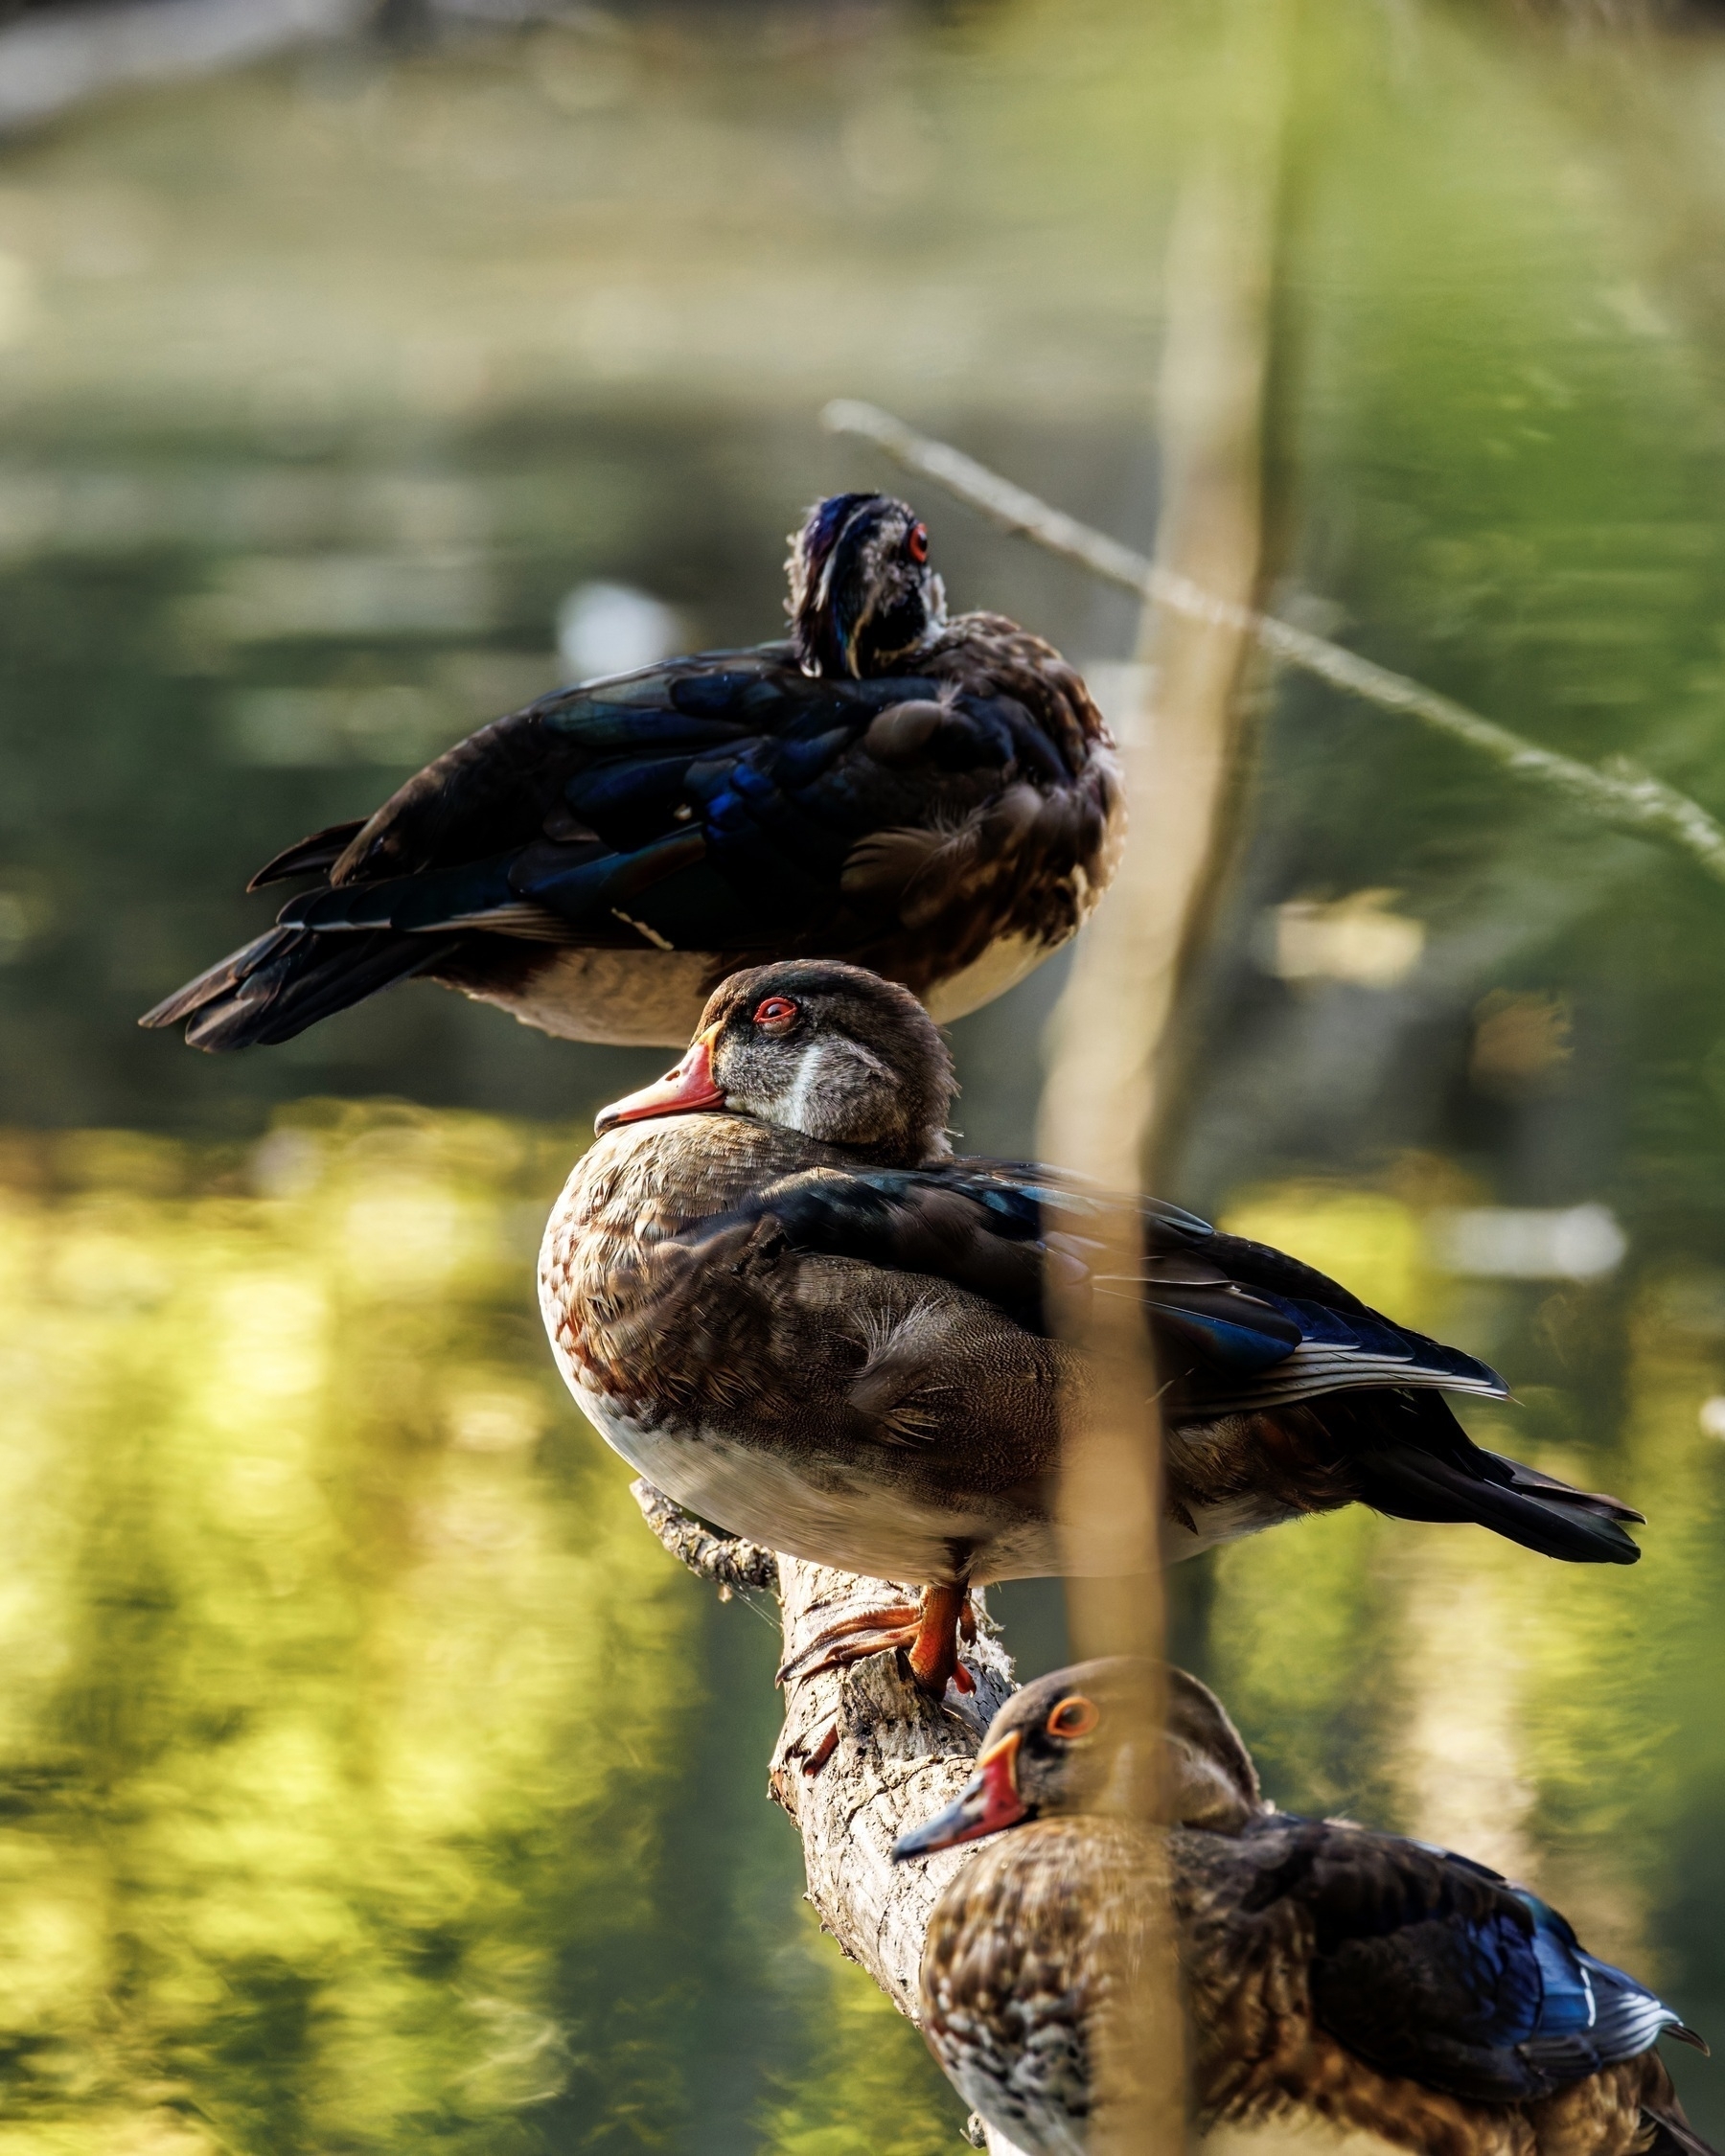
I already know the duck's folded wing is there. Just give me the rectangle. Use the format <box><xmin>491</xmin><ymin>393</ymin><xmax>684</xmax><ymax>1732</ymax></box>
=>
<box><xmin>675</xmin><ymin>1161</ymin><xmax>1506</xmax><ymax>1409</ymax></box>
<box><xmin>1281</xmin><ymin>1829</ymin><xmax>1694</xmax><ymax>2102</ymax></box>
<box><xmin>230</xmin><ymin>658</ymin><xmax>1045</xmax><ymax>951</ymax></box>
<box><xmin>677</xmin><ymin>1164</ymin><xmax>1649</xmax><ymax>1563</ymax></box>
<box><xmin>1250</xmin><ymin>1828</ymin><xmax>1571</xmax><ymax>2102</ymax></box>
<box><xmin>143</xmin><ymin>654</ymin><xmax>1043</xmax><ymax>1044</ymax></box>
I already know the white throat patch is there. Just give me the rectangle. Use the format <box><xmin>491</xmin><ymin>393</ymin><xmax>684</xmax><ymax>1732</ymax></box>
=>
<box><xmin>781</xmin><ymin>1036</ymin><xmax>891</xmax><ymax>1139</ymax></box>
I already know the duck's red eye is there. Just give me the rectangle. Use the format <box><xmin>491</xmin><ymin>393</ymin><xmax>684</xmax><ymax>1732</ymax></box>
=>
<box><xmin>907</xmin><ymin>522</ymin><xmax>929</xmax><ymax>564</ymax></box>
<box><xmin>1046</xmin><ymin>1695</ymin><xmax>1099</xmax><ymax>1739</ymax></box>
<box><xmin>752</xmin><ymin>996</ymin><xmax>800</xmax><ymax>1032</ymax></box>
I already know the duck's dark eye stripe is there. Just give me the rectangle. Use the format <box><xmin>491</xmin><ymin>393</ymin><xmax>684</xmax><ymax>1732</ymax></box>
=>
<box><xmin>1046</xmin><ymin>1695</ymin><xmax>1099</xmax><ymax>1739</ymax></box>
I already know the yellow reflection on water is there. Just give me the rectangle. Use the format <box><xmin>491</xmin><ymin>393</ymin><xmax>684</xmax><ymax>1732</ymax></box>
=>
<box><xmin>758</xmin><ymin>1907</ymin><xmax>961</xmax><ymax>2156</ymax></box>
<box><xmin>5</xmin><ymin>1130</ymin><xmax>1721</xmax><ymax>2148</ymax></box>
<box><xmin>0</xmin><ymin>1101</ymin><xmax>989</xmax><ymax>2153</ymax></box>
<box><xmin>0</xmin><ymin>1105</ymin><xmax>714</xmax><ymax>2150</ymax></box>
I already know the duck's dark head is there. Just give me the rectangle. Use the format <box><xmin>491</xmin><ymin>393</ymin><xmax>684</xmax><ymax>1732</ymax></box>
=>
<box><xmin>593</xmin><ymin>960</ymin><xmax>954</xmax><ymax>1164</ymax></box>
<box><xmin>786</xmin><ymin>493</ymin><xmax>947</xmax><ymax>678</ymax></box>
<box><xmin>891</xmin><ymin>1661</ymin><xmax>1262</xmax><ymax>1860</ymax></box>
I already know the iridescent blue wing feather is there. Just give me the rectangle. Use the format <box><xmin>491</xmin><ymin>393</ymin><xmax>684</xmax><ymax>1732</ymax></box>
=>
<box><xmin>267</xmin><ymin>654</ymin><xmax>995</xmax><ymax>948</ymax></box>
<box><xmin>1279</xmin><ymin>1826</ymin><xmax>1695</xmax><ymax>2103</ymax></box>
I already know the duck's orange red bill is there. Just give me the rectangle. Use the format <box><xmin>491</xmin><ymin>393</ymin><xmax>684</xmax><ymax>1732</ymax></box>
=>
<box><xmin>594</xmin><ymin>1029</ymin><xmax>726</xmax><ymax>1134</ymax></box>
<box><xmin>891</xmin><ymin>1730</ymin><xmax>1027</xmax><ymax>1860</ymax></box>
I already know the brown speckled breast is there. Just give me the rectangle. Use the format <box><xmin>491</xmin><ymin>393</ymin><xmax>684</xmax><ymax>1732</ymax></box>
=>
<box><xmin>537</xmin><ymin>1112</ymin><xmax>1072</xmax><ymax>1583</ymax></box>
<box><xmin>921</xmin><ymin>1817</ymin><xmax>1152</xmax><ymax>2156</ymax></box>
<box><xmin>540</xmin><ymin>1113</ymin><xmax>822</xmax><ymax>1421</ymax></box>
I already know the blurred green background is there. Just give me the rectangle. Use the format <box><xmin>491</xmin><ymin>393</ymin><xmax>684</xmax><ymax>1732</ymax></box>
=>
<box><xmin>2</xmin><ymin>0</ymin><xmax>1725</xmax><ymax>2149</ymax></box>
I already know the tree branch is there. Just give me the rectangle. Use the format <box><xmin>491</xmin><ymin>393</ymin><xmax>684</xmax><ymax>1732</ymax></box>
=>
<box><xmin>628</xmin><ymin>1479</ymin><xmax>1029</xmax><ymax>2154</ymax></box>
<box><xmin>629</xmin><ymin>1477</ymin><xmax>778</xmax><ymax>1596</ymax></box>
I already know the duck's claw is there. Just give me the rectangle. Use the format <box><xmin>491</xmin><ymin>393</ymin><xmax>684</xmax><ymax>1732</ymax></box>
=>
<box><xmin>776</xmin><ymin>1604</ymin><xmax>922</xmax><ymax>1687</ymax></box>
<box><xmin>777</xmin><ymin>1580</ymin><xmax>976</xmax><ymax>1700</ymax></box>
<box><xmin>798</xmin><ymin>1722</ymin><xmax>841</xmax><ymax>1777</ymax></box>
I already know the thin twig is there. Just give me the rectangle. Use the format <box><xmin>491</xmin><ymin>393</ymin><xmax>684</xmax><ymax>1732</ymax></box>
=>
<box><xmin>822</xmin><ymin>398</ymin><xmax>1725</xmax><ymax>883</ymax></box>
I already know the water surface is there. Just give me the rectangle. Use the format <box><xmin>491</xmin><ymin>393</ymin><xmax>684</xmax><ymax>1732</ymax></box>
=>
<box><xmin>3</xmin><ymin>4</ymin><xmax>1725</xmax><ymax>2148</ymax></box>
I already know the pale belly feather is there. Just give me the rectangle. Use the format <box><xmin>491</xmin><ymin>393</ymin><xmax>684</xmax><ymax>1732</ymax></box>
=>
<box><xmin>569</xmin><ymin>1384</ymin><xmax>1266</xmax><ymax>1584</ymax></box>
<box><xmin>460</xmin><ymin>946</ymin><xmax>719</xmax><ymax>1046</ymax></box>
<box><xmin>574</xmin><ymin>1385</ymin><xmax>1052</xmax><ymax>1583</ymax></box>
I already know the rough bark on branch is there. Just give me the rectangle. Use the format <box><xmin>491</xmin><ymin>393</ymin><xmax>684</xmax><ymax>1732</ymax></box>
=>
<box><xmin>630</xmin><ymin>1477</ymin><xmax>779</xmax><ymax>1595</ymax></box>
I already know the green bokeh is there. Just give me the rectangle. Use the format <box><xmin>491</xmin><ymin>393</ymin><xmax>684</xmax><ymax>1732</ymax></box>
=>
<box><xmin>5</xmin><ymin>0</ymin><xmax>1725</xmax><ymax>2146</ymax></box>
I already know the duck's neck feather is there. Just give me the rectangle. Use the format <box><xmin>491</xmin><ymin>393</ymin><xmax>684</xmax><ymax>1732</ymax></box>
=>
<box><xmin>564</xmin><ymin>1113</ymin><xmax>929</xmax><ymax>1231</ymax></box>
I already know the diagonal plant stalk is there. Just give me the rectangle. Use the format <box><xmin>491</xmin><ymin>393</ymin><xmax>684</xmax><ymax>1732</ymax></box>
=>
<box><xmin>823</xmin><ymin>398</ymin><xmax>1725</xmax><ymax>885</ymax></box>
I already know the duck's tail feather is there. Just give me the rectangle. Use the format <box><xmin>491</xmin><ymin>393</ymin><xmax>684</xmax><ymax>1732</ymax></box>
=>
<box><xmin>139</xmin><ymin>926</ymin><xmax>458</xmax><ymax>1050</ymax></box>
<box><xmin>1486</xmin><ymin>1452</ymin><xmax>1646</xmax><ymax>1525</ymax></box>
<box><xmin>1643</xmin><ymin>2105</ymin><xmax>1721</xmax><ymax>2156</ymax></box>
<box><xmin>246</xmin><ymin>820</ymin><xmax>368</xmax><ymax>891</ymax></box>
<box><xmin>1327</xmin><ymin>1391</ymin><xmax>1642</xmax><ymax>1565</ymax></box>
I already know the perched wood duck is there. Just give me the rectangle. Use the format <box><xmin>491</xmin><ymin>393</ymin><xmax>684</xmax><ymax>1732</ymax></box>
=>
<box><xmin>140</xmin><ymin>494</ymin><xmax>1122</xmax><ymax>1051</ymax></box>
<box><xmin>894</xmin><ymin>1661</ymin><xmax>1714</xmax><ymax>2156</ymax></box>
<box><xmin>538</xmin><ymin>960</ymin><xmax>1642</xmax><ymax>1698</ymax></box>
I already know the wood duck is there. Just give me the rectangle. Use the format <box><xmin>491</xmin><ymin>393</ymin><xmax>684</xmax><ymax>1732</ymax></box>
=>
<box><xmin>140</xmin><ymin>494</ymin><xmax>1122</xmax><ymax>1051</ymax></box>
<box><xmin>894</xmin><ymin>1661</ymin><xmax>1714</xmax><ymax>2156</ymax></box>
<box><xmin>538</xmin><ymin>961</ymin><xmax>1642</xmax><ymax>1699</ymax></box>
